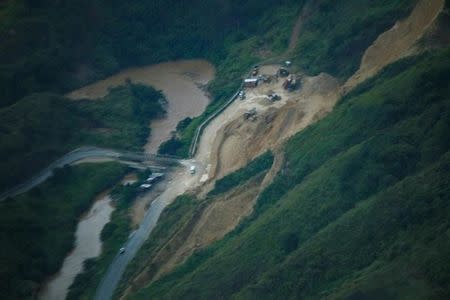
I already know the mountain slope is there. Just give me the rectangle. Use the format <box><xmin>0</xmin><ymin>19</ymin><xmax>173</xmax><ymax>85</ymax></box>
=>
<box><xmin>131</xmin><ymin>48</ymin><xmax>450</xmax><ymax>299</ymax></box>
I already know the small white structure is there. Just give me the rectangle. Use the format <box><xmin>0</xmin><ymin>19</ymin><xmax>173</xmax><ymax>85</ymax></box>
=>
<box><xmin>244</xmin><ymin>78</ymin><xmax>258</xmax><ymax>88</ymax></box>
<box><xmin>189</xmin><ymin>165</ymin><xmax>196</xmax><ymax>174</ymax></box>
<box><xmin>285</xmin><ymin>60</ymin><xmax>292</xmax><ymax>67</ymax></box>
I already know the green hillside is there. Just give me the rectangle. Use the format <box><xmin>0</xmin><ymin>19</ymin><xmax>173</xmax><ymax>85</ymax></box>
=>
<box><xmin>131</xmin><ymin>48</ymin><xmax>450</xmax><ymax>299</ymax></box>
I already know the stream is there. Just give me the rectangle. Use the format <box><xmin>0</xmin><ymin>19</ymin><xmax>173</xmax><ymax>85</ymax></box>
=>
<box><xmin>39</xmin><ymin>194</ymin><xmax>114</xmax><ymax>300</ymax></box>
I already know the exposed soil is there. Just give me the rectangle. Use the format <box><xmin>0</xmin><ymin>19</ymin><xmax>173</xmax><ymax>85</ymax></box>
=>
<box><xmin>287</xmin><ymin>1</ymin><xmax>318</xmax><ymax>53</ymax></box>
<box><xmin>202</xmin><ymin>71</ymin><xmax>340</xmax><ymax>187</ymax></box>
<box><xmin>344</xmin><ymin>0</ymin><xmax>445</xmax><ymax>92</ymax></box>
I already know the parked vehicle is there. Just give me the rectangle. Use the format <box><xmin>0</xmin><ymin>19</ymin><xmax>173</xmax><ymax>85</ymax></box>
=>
<box><xmin>239</xmin><ymin>90</ymin><xmax>246</xmax><ymax>100</ymax></box>
<box><xmin>190</xmin><ymin>165</ymin><xmax>196</xmax><ymax>174</ymax></box>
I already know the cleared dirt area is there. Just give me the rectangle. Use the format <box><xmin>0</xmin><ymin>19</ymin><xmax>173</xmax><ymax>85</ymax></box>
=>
<box><xmin>199</xmin><ymin>70</ymin><xmax>340</xmax><ymax>185</ymax></box>
<box><xmin>344</xmin><ymin>0</ymin><xmax>445</xmax><ymax>91</ymax></box>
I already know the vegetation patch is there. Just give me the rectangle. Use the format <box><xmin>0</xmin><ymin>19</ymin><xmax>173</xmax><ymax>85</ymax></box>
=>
<box><xmin>208</xmin><ymin>151</ymin><xmax>274</xmax><ymax>196</ymax></box>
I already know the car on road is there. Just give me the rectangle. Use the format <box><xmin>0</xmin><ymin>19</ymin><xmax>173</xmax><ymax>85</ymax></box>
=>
<box><xmin>190</xmin><ymin>165</ymin><xmax>196</xmax><ymax>174</ymax></box>
<box><xmin>239</xmin><ymin>90</ymin><xmax>245</xmax><ymax>100</ymax></box>
<box><xmin>119</xmin><ymin>247</ymin><xmax>125</xmax><ymax>254</ymax></box>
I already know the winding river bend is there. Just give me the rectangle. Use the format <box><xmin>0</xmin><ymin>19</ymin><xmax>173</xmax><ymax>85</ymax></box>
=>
<box><xmin>39</xmin><ymin>194</ymin><xmax>114</xmax><ymax>300</ymax></box>
<box><xmin>39</xmin><ymin>59</ymin><xmax>215</xmax><ymax>300</ymax></box>
<box><xmin>67</xmin><ymin>59</ymin><xmax>215</xmax><ymax>154</ymax></box>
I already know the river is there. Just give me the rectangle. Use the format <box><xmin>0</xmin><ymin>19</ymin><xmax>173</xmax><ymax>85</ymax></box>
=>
<box><xmin>66</xmin><ymin>59</ymin><xmax>215</xmax><ymax>154</ymax></box>
<box><xmin>39</xmin><ymin>194</ymin><xmax>114</xmax><ymax>300</ymax></box>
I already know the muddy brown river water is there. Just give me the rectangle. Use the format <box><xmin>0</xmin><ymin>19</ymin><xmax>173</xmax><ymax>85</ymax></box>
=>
<box><xmin>66</xmin><ymin>59</ymin><xmax>215</xmax><ymax>153</ymax></box>
<box><xmin>39</xmin><ymin>194</ymin><xmax>114</xmax><ymax>300</ymax></box>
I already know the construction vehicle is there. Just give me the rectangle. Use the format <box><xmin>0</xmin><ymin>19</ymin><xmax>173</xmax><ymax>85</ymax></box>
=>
<box><xmin>239</xmin><ymin>90</ymin><xmax>246</xmax><ymax>100</ymax></box>
<box><xmin>283</xmin><ymin>75</ymin><xmax>297</xmax><ymax>91</ymax></box>
<box><xmin>252</xmin><ymin>65</ymin><xmax>259</xmax><ymax>76</ymax></box>
<box><xmin>244</xmin><ymin>108</ymin><xmax>257</xmax><ymax>121</ymax></box>
<box><xmin>278</xmin><ymin>67</ymin><xmax>289</xmax><ymax>77</ymax></box>
<box><xmin>267</xmin><ymin>91</ymin><xmax>281</xmax><ymax>101</ymax></box>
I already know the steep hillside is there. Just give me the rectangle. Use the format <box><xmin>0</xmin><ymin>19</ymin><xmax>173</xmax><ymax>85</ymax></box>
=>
<box><xmin>129</xmin><ymin>48</ymin><xmax>450</xmax><ymax>299</ymax></box>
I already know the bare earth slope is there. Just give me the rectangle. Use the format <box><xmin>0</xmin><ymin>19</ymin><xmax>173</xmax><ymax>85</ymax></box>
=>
<box><xmin>344</xmin><ymin>0</ymin><xmax>444</xmax><ymax>91</ymax></box>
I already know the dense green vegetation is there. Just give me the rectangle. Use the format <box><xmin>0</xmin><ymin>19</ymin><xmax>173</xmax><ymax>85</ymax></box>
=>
<box><xmin>0</xmin><ymin>162</ymin><xmax>127</xmax><ymax>300</ymax></box>
<box><xmin>292</xmin><ymin>0</ymin><xmax>415</xmax><ymax>79</ymax></box>
<box><xmin>209</xmin><ymin>151</ymin><xmax>273</xmax><ymax>196</ymax></box>
<box><xmin>67</xmin><ymin>170</ymin><xmax>153</xmax><ymax>300</ymax></box>
<box><xmin>130</xmin><ymin>48</ymin><xmax>450</xmax><ymax>299</ymax></box>
<box><xmin>0</xmin><ymin>83</ymin><xmax>164</xmax><ymax>194</ymax></box>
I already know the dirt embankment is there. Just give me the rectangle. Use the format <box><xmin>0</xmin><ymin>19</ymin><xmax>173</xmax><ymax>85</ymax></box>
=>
<box><xmin>344</xmin><ymin>0</ymin><xmax>445</xmax><ymax>92</ymax></box>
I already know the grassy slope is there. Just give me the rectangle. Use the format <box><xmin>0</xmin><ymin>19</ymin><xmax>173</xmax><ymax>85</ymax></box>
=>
<box><xmin>0</xmin><ymin>83</ymin><xmax>164</xmax><ymax>194</ymax></box>
<box><xmin>292</xmin><ymin>0</ymin><xmax>415</xmax><ymax>79</ymax></box>
<box><xmin>131</xmin><ymin>48</ymin><xmax>450</xmax><ymax>299</ymax></box>
<box><xmin>0</xmin><ymin>162</ymin><xmax>128</xmax><ymax>300</ymax></box>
